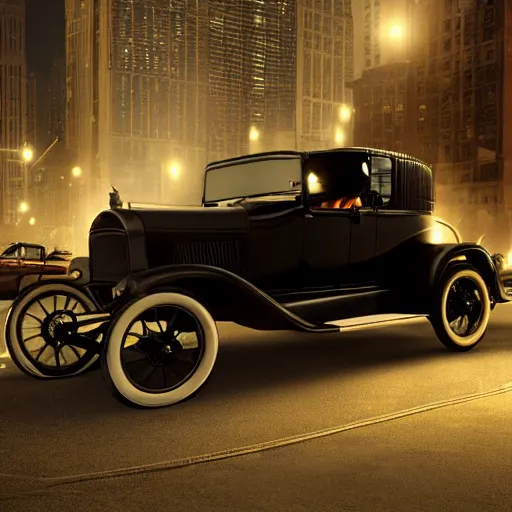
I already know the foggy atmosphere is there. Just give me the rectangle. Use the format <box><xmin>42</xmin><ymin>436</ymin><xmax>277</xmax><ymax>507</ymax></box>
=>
<box><xmin>1</xmin><ymin>0</ymin><xmax>512</xmax><ymax>511</ymax></box>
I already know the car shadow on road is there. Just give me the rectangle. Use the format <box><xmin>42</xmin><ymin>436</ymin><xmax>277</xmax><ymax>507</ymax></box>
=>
<box><xmin>204</xmin><ymin>321</ymin><xmax>501</xmax><ymax>397</ymax></box>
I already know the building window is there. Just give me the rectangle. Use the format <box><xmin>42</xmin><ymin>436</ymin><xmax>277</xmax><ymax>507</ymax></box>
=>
<box><xmin>483</xmin><ymin>27</ymin><xmax>493</xmax><ymax>42</ymax></box>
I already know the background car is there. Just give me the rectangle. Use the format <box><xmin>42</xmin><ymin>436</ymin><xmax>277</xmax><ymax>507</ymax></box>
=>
<box><xmin>0</xmin><ymin>242</ymin><xmax>71</xmax><ymax>299</ymax></box>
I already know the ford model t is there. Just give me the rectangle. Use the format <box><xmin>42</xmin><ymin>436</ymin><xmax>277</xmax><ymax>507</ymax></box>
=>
<box><xmin>4</xmin><ymin>148</ymin><xmax>512</xmax><ymax>408</ymax></box>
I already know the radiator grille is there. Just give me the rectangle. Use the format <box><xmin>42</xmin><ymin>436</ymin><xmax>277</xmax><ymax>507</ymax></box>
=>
<box><xmin>170</xmin><ymin>239</ymin><xmax>245</xmax><ymax>275</ymax></box>
<box><xmin>89</xmin><ymin>233</ymin><xmax>130</xmax><ymax>283</ymax></box>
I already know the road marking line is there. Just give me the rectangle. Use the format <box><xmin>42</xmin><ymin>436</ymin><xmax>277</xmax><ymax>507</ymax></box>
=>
<box><xmin>5</xmin><ymin>381</ymin><xmax>512</xmax><ymax>491</ymax></box>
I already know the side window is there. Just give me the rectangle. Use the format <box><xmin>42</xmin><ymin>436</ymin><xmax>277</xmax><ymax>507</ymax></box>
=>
<box><xmin>370</xmin><ymin>157</ymin><xmax>392</xmax><ymax>207</ymax></box>
<box><xmin>24</xmin><ymin>246</ymin><xmax>42</xmax><ymax>260</ymax></box>
<box><xmin>305</xmin><ymin>152</ymin><xmax>370</xmax><ymax>210</ymax></box>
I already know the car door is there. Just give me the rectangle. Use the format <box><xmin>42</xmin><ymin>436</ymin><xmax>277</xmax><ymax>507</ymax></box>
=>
<box><xmin>19</xmin><ymin>245</ymin><xmax>45</xmax><ymax>277</ymax></box>
<box><xmin>349</xmin><ymin>207</ymin><xmax>377</xmax><ymax>267</ymax></box>
<box><xmin>303</xmin><ymin>208</ymin><xmax>352</xmax><ymax>287</ymax></box>
<box><xmin>0</xmin><ymin>244</ymin><xmax>25</xmax><ymax>298</ymax></box>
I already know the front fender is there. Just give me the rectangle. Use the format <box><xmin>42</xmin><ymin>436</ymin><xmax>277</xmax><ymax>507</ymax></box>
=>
<box><xmin>428</xmin><ymin>243</ymin><xmax>509</xmax><ymax>303</ymax></box>
<box><xmin>116</xmin><ymin>264</ymin><xmax>337</xmax><ymax>333</ymax></box>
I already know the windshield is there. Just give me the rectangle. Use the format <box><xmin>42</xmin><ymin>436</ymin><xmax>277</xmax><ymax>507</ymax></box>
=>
<box><xmin>204</xmin><ymin>157</ymin><xmax>302</xmax><ymax>203</ymax></box>
<box><xmin>0</xmin><ymin>245</ymin><xmax>18</xmax><ymax>259</ymax></box>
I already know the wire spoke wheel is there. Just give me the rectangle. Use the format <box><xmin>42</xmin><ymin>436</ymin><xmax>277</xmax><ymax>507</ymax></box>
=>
<box><xmin>446</xmin><ymin>278</ymin><xmax>484</xmax><ymax>337</ymax></box>
<box><xmin>121</xmin><ymin>305</ymin><xmax>203</xmax><ymax>393</ymax></box>
<box><xmin>102</xmin><ymin>292</ymin><xmax>218</xmax><ymax>408</ymax></box>
<box><xmin>431</xmin><ymin>265</ymin><xmax>491</xmax><ymax>352</ymax></box>
<box><xmin>6</xmin><ymin>283</ymin><xmax>105</xmax><ymax>378</ymax></box>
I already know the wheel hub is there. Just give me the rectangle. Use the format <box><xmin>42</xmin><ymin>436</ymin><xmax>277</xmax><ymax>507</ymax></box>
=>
<box><xmin>135</xmin><ymin>333</ymin><xmax>183</xmax><ymax>366</ymax></box>
<box><xmin>42</xmin><ymin>311</ymin><xmax>77</xmax><ymax>347</ymax></box>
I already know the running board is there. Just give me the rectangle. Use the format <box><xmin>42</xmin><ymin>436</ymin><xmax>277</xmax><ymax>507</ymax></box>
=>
<box><xmin>325</xmin><ymin>313</ymin><xmax>428</xmax><ymax>332</ymax></box>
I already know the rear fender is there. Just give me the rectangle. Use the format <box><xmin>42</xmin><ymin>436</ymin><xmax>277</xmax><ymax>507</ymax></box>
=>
<box><xmin>116</xmin><ymin>264</ymin><xmax>337</xmax><ymax>333</ymax></box>
<box><xmin>428</xmin><ymin>243</ymin><xmax>508</xmax><ymax>302</ymax></box>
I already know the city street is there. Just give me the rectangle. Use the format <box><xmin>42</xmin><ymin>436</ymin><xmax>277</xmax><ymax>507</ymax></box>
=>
<box><xmin>0</xmin><ymin>301</ymin><xmax>511</xmax><ymax>511</ymax></box>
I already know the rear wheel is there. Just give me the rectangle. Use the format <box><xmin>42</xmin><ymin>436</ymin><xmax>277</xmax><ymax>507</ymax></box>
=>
<box><xmin>430</xmin><ymin>264</ymin><xmax>491</xmax><ymax>352</ymax></box>
<box><xmin>102</xmin><ymin>292</ymin><xmax>218</xmax><ymax>408</ymax></box>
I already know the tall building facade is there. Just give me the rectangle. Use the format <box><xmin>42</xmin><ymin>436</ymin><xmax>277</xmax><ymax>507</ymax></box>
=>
<box><xmin>42</xmin><ymin>57</ymin><xmax>66</xmax><ymax>149</ymax></box>
<box><xmin>66</xmin><ymin>0</ymin><xmax>209</xmax><ymax>213</ymax></box>
<box><xmin>65</xmin><ymin>0</ymin><xmax>354</xmax><ymax>220</ymax></box>
<box><xmin>297</xmin><ymin>0</ymin><xmax>354</xmax><ymax>150</ymax></box>
<box><xmin>363</xmin><ymin>0</ymin><xmax>382</xmax><ymax>69</ymax></box>
<box><xmin>418</xmin><ymin>0</ymin><xmax>509</xmax><ymax>251</ymax></box>
<box><xmin>352</xmin><ymin>61</ymin><xmax>413</xmax><ymax>153</ymax></box>
<box><xmin>26</xmin><ymin>71</ymin><xmax>36</xmax><ymax>150</ymax></box>
<box><xmin>353</xmin><ymin>0</ymin><xmax>512</xmax><ymax>253</ymax></box>
<box><xmin>0</xmin><ymin>0</ymin><xmax>28</xmax><ymax>224</ymax></box>
<box><xmin>206</xmin><ymin>0</ymin><xmax>298</xmax><ymax>161</ymax></box>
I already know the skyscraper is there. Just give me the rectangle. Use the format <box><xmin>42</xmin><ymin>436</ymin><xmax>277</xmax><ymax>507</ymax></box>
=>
<box><xmin>415</xmin><ymin>0</ymin><xmax>509</xmax><ymax>251</ymax></box>
<box><xmin>43</xmin><ymin>57</ymin><xmax>66</xmax><ymax>148</ymax></box>
<box><xmin>363</xmin><ymin>0</ymin><xmax>382</xmax><ymax>69</ymax></box>
<box><xmin>0</xmin><ymin>0</ymin><xmax>28</xmax><ymax>224</ymax></box>
<box><xmin>66</xmin><ymin>0</ymin><xmax>209</xmax><ymax>211</ymax></box>
<box><xmin>297</xmin><ymin>0</ymin><xmax>354</xmax><ymax>150</ymax></box>
<box><xmin>65</xmin><ymin>0</ymin><xmax>354</xmax><ymax>212</ymax></box>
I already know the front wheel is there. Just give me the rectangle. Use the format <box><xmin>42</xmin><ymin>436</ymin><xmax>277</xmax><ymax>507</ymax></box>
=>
<box><xmin>430</xmin><ymin>264</ymin><xmax>491</xmax><ymax>352</ymax></box>
<box><xmin>102</xmin><ymin>292</ymin><xmax>219</xmax><ymax>408</ymax></box>
<box><xmin>5</xmin><ymin>282</ymin><xmax>103</xmax><ymax>378</ymax></box>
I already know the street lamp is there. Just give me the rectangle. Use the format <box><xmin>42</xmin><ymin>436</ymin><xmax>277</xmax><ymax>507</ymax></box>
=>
<box><xmin>334</xmin><ymin>128</ymin><xmax>345</xmax><ymax>146</ymax></box>
<box><xmin>249</xmin><ymin>126</ymin><xmax>260</xmax><ymax>142</ymax></box>
<box><xmin>388</xmin><ymin>23</ymin><xmax>405</xmax><ymax>41</ymax></box>
<box><xmin>71</xmin><ymin>166</ymin><xmax>82</xmax><ymax>178</ymax></box>
<box><xmin>18</xmin><ymin>201</ymin><xmax>29</xmax><ymax>214</ymax></box>
<box><xmin>385</xmin><ymin>18</ymin><xmax>411</xmax><ymax>61</ymax></box>
<box><xmin>22</xmin><ymin>146</ymin><xmax>34</xmax><ymax>163</ymax></box>
<box><xmin>339</xmin><ymin>105</ymin><xmax>352</xmax><ymax>123</ymax></box>
<box><xmin>28</xmin><ymin>217</ymin><xmax>36</xmax><ymax>226</ymax></box>
<box><xmin>168</xmin><ymin>162</ymin><xmax>181</xmax><ymax>181</ymax></box>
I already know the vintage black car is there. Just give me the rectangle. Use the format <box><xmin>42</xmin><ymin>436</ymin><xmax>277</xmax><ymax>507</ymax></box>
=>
<box><xmin>4</xmin><ymin>148</ymin><xmax>512</xmax><ymax>409</ymax></box>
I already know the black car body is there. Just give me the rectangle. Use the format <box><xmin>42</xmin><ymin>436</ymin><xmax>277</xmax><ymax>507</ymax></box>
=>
<box><xmin>90</xmin><ymin>149</ymin><xmax>503</xmax><ymax>323</ymax></box>
<box><xmin>5</xmin><ymin>147</ymin><xmax>511</xmax><ymax>409</ymax></box>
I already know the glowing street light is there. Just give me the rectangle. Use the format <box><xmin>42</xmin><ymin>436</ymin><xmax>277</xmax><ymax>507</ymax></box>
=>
<box><xmin>28</xmin><ymin>217</ymin><xmax>36</xmax><ymax>226</ymax></box>
<box><xmin>71</xmin><ymin>166</ymin><xmax>82</xmax><ymax>178</ymax></box>
<box><xmin>388</xmin><ymin>23</ymin><xmax>404</xmax><ymax>41</ymax></box>
<box><xmin>249</xmin><ymin>126</ymin><xmax>260</xmax><ymax>142</ymax></box>
<box><xmin>334</xmin><ymin>128</ymin><xmax>345</xmax><ymax>145</ymax></box>
<box><xmin>339</xmin><ymin>105</ymin><xmax>352</xmax><ymax>123</ymax></box>
<box><xmin>168</xmin><ymin>162</ymin><xmax>181</xmax><ymax>181</ymax></box>
<box><xmin>18</xmin><ymin>201</ymin><xmax>29</xmax><ymax>214</ymax></box>
<box><xmin>22</xmin><ymin>146</ymin><xmax>34</xmax><ymax>163</ymax></box>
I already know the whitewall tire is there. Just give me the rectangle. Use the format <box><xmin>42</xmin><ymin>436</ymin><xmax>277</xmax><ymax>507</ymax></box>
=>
<box><xmin>102</xmin><ymin>292</ymin><xmax>219</xmax><ymax>408</ymax></box>
<box><xmin>430</xmin><ymin>265</ymin><xmax>491</xmax><ymax>352</ymax></box>
<box><xmin>6</xmin><ymin>282</ymin><xmax>100</xmax><ymax>378</ymax></box>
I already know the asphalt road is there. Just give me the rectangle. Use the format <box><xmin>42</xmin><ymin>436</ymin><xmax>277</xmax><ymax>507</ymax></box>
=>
<box><xmin>0</xmin><ymin>301</ymin><xmax>511</xmax><ymax>511</ymax></box>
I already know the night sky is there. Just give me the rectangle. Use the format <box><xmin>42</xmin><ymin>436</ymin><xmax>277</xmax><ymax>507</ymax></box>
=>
<box><xmin>26</xmin><ymin>0</ymin><xmax>65</xmax><ymax>81</ymax></box>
